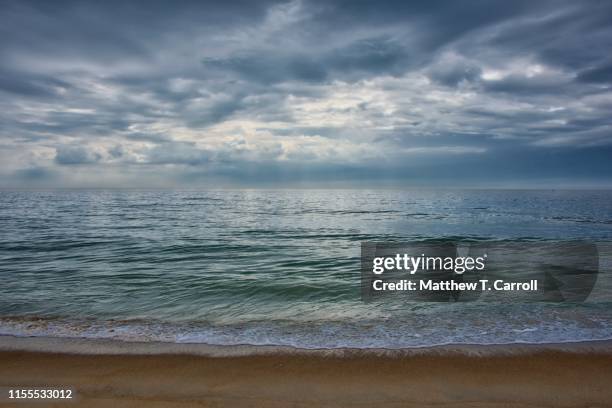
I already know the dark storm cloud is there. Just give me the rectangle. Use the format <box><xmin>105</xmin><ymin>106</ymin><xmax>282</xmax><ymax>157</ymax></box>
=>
<box><xmin>146</xmin><ymin>142</ymin><xmax>211</xmax><ymax>166</ymax></box>
<box><xmin>185</xmin><ymin>94</ymin><xmax>248</xmax><ymax>127</ymax></box>
<box><xmin>426</xmin><ymin>59</ymin><xmax>482</xmax><ymax>87</ymax></box>
<box><xmin>0</xmin><ymin>0</ymin><xmax>611</xmax><ymax>187</ymax></box>
<box><xmin>54</xmin><ymin>146</ymin><xmax>102</xmax><ymax>165</ymax></box>
<box><xmin>203</xmin><ymin>54</ymin><xmax>328</xmax><ymax>85</ymax></box>
<box><xmin>203</xmin><ymin>35</ymin><xmax>411</xmax><ymax>85</ymax></box>
<box><xmin>483</xmin><ymin>2</ymin><xmax>612</xmax><ymax>71</ymax></box>
<box><xmin>478</xmin><ymin>74</ymin><xmax>581</xmax><ymax>96</ymax></box>
<box><xmin>577</xmin><ymin>62</ymin><xmax>612</xmax><ymax>84</ymax></box>
<box><xmin>0</xmin><ymin>69</ymin><xmax>72</xmax><ymax>98</ymax></box>
<box><xmin>308</xmin><ymin>0</ymin><xmax>540</xmax><ymax>47</ymax></box>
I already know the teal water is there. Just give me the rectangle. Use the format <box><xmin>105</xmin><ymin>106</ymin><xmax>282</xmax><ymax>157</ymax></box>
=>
<box><xmin>1</xmin><ymin>189</ymin><xmax>612</xmax><ymax>348</ymax></box>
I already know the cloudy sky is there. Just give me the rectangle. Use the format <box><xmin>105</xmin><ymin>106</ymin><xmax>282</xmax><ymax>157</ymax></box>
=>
<box><xmin>1</xmin><ymin>0</ymin><xmax>611</xmax><ymax>188</ymax></box>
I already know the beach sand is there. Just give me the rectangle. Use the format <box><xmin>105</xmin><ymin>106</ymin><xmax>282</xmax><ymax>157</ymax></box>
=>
<box><xmin>1</xmin><ymin>340</ymin><xmax>612</xmax><ymax>407</ymax></box>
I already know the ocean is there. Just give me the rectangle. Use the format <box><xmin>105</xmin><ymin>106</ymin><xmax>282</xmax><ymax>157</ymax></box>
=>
<box><xmin>1</xmin><ymin>189</ymin><xmax>612</xmax><ymax>348</ymax></box>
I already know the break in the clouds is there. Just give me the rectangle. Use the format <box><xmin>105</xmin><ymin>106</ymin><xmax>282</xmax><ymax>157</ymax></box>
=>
<box><xmin>1</xmin><ymin>0</ymin><xmax>611</xmax><ymax>187</ymax></box>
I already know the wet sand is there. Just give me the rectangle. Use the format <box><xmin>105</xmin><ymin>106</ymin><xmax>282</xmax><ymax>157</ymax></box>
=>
<box><xmin>1</xmin><ymin>340</ymin><xmax>612</xmax><ymax>407</ymax></box>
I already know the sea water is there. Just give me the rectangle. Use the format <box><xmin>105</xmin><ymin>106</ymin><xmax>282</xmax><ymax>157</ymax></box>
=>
<box><xmin>1</xmin><ymin>189</ymin><xmax>611</xmax><ymax>348</ymax></box>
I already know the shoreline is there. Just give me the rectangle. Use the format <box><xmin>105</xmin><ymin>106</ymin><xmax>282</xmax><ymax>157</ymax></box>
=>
<box><xmin>2</xmin><ymin>334</ymin><xmax>612</xmax><ymax>357</ymax></box>
<box><xmin>1</xmin><ymin>338</ymin><xmax>612</xmax><ymax>407</ymax></box>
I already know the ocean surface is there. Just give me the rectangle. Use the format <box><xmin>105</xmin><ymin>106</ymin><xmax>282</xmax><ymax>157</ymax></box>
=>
<box><xmin>1</xmin><ymin>189</ymin><xmax>612</xmax><ymax>349</ymax></box>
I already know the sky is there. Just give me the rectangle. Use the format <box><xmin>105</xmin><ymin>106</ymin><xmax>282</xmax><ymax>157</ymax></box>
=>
<box><xmin>1</xmin><ymin>0</ymin><xmax>611</xmax><ymax>188</ymax></box>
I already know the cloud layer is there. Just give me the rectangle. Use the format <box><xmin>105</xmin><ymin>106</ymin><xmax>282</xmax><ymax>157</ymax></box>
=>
<box><xmin>1</xmin><ymin>0</ymin><xmax>611</xmax><ymax>187</ymax></box>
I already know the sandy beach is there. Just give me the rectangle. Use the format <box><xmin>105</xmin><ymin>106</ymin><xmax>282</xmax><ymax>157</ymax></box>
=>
<box><xmin>1</xmin><ymin>339</ymin><xmax>612</xmax><ymax>407</ymax></box>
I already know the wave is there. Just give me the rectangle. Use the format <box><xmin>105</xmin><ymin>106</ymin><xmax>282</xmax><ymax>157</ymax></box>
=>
<box><xmin>3</xmin><ymin>307</ymin><xmax>612</xmax><ymax>350</ymax></box>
